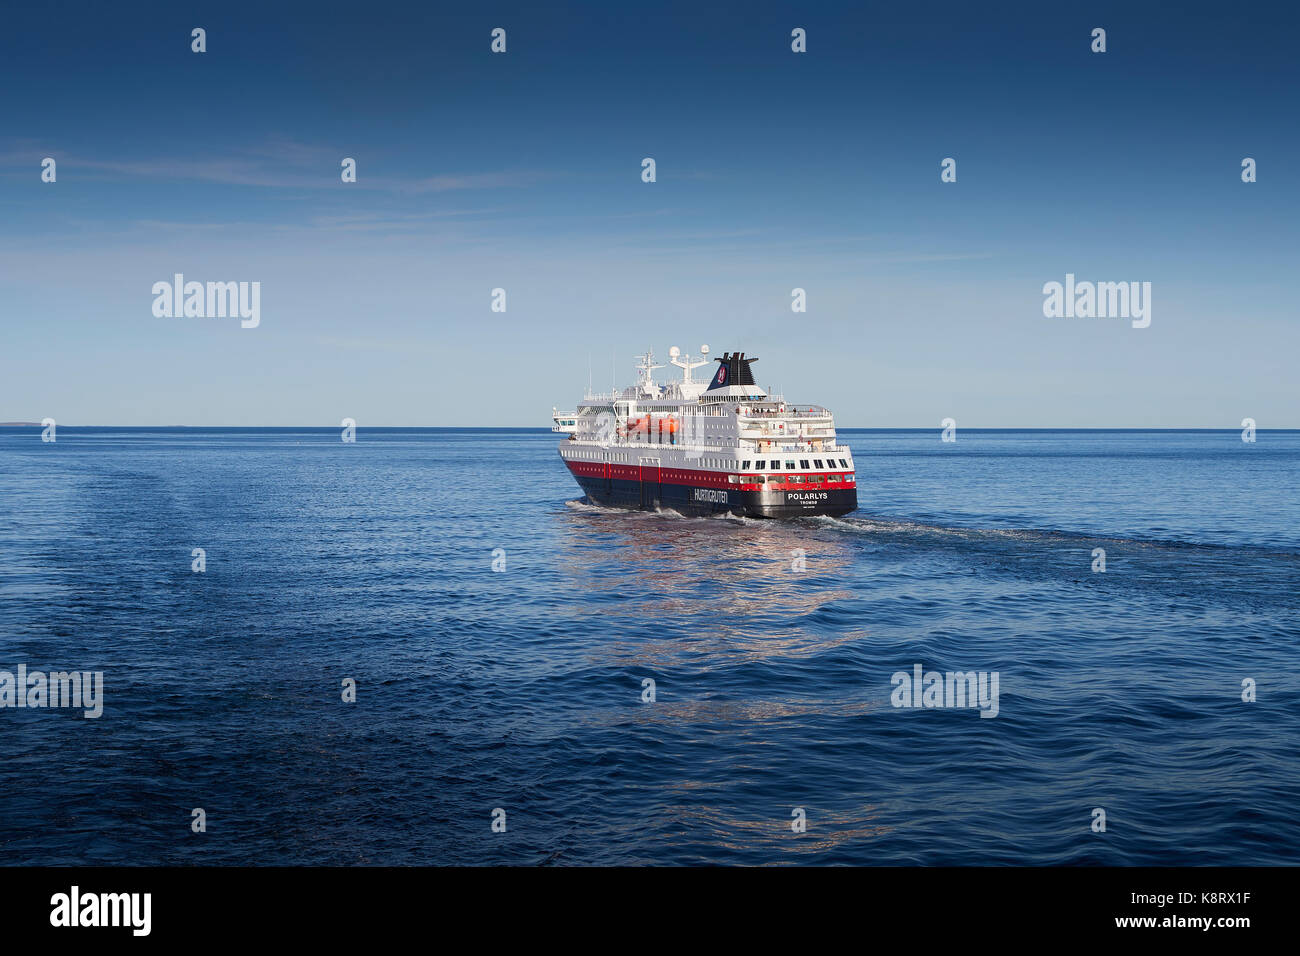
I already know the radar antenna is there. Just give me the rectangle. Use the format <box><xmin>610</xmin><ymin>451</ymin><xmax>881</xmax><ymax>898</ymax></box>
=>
<box><xmin>670</xmin><ymin>344</ymin><xmax>710</xmax><ymax>385</ymax></box>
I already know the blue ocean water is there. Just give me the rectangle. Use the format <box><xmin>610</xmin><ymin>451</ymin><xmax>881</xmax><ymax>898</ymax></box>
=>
<box><xmin>0</xmin><ymin>427</ymin><xmax>1297</xmax><ymax>865</ymax></box>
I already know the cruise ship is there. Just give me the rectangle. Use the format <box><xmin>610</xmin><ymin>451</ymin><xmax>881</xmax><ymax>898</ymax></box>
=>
<box><xmin>556</xmin><ymin>347</ymin><xmax>857</xmax><ymax>518</ymax></box>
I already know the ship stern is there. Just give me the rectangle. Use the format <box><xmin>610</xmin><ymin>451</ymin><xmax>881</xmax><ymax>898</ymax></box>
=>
<box><xmin>737</xmin><ymin>486</ymin><xmax>857</xmax><ymax>519</ymax></box>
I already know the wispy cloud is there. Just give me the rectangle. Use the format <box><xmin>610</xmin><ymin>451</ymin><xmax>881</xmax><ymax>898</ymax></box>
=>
<box><xmin>404</xmin><ymin>171</ymin><xmax>551</xmax><ymax>193</ymax></box>
<box><xmin>0</xmin><ymin>138</ymin><xmax>549</xmax><ymax>193</ymax></box>
<box><xmin>301</xmin><ymin>209</ymin><xmax>507</xmax><ymax>231</ymax></box>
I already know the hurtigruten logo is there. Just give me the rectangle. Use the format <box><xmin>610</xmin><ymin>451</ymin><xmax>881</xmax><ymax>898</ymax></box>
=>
<box><xmin>891</xmin><ymin>664</ymin><xmax>999</xmax><ymax>718</ymax></box>
<box><xmin>0</xmin><ymin>665</ymin><xmax>103</xmax><ymax>718</ymax></box>
<box><xmin>152</xmin><ymin>273</ymin><xmax>260</xmax><ymax>328</ymax></box>
<box><xmin>1042</xmin><ymin>273</ymin><xmax>1150</xmax><ymax>329</ymax></box>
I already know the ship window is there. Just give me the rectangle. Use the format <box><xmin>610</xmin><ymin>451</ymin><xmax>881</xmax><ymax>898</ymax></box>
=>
<box><xmin>785</xmin><ymin>460</ymin><xmax>796</xmax><ymax>470</ymax></box>
<box><xmin>839</xmin><ymin>458</ymin><xmax>848</xmax><ymax>468</ymax></box>
<box><xmin>800</xmin><ymin>460</ymin><xmax>809</xmax><ymax>469</ymax></box>
<box><xmin>755</xmin><ymin>460</ymin><xmax>765</xmax><ymax>469</ymax></box>
<box><xmin>742</xmin><ymin>461</ymin><xmax>750</xmax><ymax>470</ymax></box>
<box><xmin>814</xmin><ymin>459</ymin><xmax>824</xmax><ymax>468</ymax></box>
<box><xmin>753</xmin><ymin>475</ymin><xmax>765</xmax><ymax>484</ymax></box>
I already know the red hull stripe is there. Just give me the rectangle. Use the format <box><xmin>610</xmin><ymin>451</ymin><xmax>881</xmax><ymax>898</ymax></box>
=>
<box><xmin>563</xmin><ymin>460</ymin><xmax>854</xmax><ymax>492</ymax></box>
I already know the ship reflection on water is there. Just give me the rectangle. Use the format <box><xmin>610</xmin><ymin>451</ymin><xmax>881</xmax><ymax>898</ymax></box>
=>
<box><xmin>552</xmin><ymin>499</ymin><xmax>895</xmax><ymax>860</ymax></box>
<box><xmin>660</xmin><ymin>804</ymin><xmax>894</xmax><ymax>861</ymax></box>
<box><xmin>557</xmin><ymin>499</ymin><xmax>860</xmax><ymax>652</ymax></box>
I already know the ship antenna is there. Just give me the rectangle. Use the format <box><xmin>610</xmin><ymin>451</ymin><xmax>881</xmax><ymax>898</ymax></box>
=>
<box><xmin>669</xmin><ymin>344</ymin><xmax>709</xmax><ymax>384</ymax></box>
<box><xmin>634</xmin><ymin>349</ymin><xmax>665</xmax><ymax>391</ymax></box>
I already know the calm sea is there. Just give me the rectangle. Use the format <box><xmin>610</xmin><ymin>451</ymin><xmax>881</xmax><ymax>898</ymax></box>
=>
<box><xmin>1</xmin><ymin>427</ymin><xmax>1297</xmax><ymax>865</ymax></box>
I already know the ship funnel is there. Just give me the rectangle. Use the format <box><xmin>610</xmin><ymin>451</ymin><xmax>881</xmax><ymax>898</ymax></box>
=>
<box><xmin>707</xmin><ymin>351</ymin><xmax>759</xmax><ymax>390</ymax></box>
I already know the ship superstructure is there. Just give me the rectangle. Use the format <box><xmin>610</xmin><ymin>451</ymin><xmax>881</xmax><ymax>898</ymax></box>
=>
<box><xmin>551</xmin><ymin>407</ymin><xmax>577</xmax><ymax>433</ymax></box>
<box><xmin>556</xmin><ymin>346</ymin><xmax>857</xmax><ymax>518</ymax></box>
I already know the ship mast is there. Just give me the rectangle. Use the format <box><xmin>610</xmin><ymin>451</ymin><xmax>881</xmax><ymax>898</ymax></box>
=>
<box><xmin>669</xmin><ymin>344</ymin><xmax>710</xmax><ymax>385</ymax></box>
<box><xmin>634</xmin><ymin>349</ymin><xmax>665</xmax><ymax>396</ymax></box>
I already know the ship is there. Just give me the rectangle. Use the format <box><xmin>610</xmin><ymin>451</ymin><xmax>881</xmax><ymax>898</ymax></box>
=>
<box><xmin>557</xmin><ymin>346</ymin><xmax>857</xmax><ymax>518</ymax></box>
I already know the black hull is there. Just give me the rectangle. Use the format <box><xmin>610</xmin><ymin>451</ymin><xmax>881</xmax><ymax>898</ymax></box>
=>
<box><xmin>574</xmin><ymin>475</ymin><xmax>856</xmax><ymax>519</ymax></box>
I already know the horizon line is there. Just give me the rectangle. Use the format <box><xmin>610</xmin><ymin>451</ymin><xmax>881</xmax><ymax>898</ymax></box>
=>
<box><xmin>3</xmin><ymin>424</ymin><xmax>1295</xmax><ymax>432</ymax></box>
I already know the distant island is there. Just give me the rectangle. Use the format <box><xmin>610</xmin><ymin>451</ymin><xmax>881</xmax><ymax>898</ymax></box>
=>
<box><xmin>0</xmin><ymin>422</ymin><xmax>42</xmax><ymax>427</ymax></box>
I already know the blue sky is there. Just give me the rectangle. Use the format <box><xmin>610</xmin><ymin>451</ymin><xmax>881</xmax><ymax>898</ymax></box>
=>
<box><xmin>1</xmin><ymin>0</ymin><xmax>1296</xmax><ymax>426</ymax></box>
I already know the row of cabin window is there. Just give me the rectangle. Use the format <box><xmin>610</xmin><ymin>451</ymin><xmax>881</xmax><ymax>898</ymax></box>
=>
<box><xmin>658</xmin><ymin>457</ymin><xmax>852</xmax><ymax>470</ymax></box>
<box><xmin>572</xmin><ymin>451</ymin><xmax>629</xmax><ymax>462</ymax></box>
<box><xmin>736</xmin><ymin>474</ymin><xmax>853</xmax><ymax>485</ymax></box>
<box><xmin>571</xmin><ymin>451</ymin><xmax>849</xmax><ymax>471</ymax></box>
<box><xmin>742</xmin><ymin>458</ymin><xmax>850</xmax><ymax>471</ymax></box>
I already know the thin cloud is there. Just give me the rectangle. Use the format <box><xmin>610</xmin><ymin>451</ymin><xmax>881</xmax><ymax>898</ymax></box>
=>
<box><xmin>0</xmin><ymin>139</ymin><xmax>550</xmax><ymax>193</ymax></box>
<box><xmin>404</xmin><ymin>171</ymin><xmax>552</xmax><ymax>193</ymax></box>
